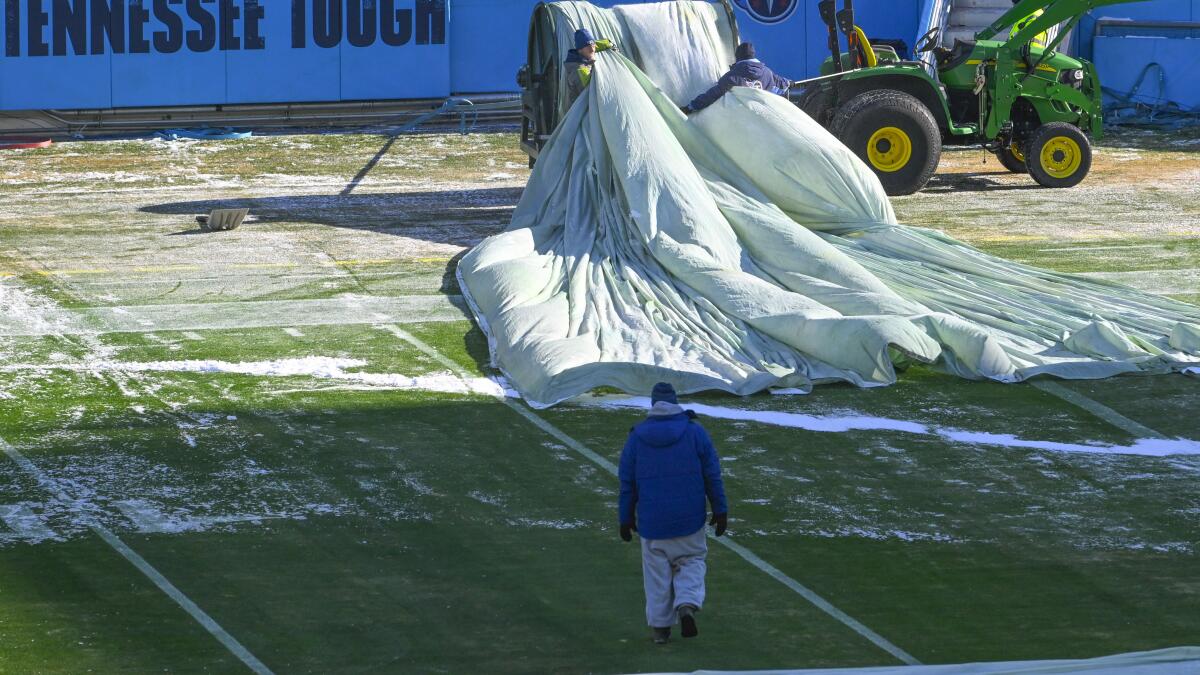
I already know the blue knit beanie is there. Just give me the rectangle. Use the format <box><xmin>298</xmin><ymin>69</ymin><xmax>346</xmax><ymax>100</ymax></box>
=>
<box><xmin>574</xmin><ymin>28</ymin><xmax>596</xmax><ymax>51</ymax></box>
<box><xmin>650</xmin><ymin>382</ymin><xmax>677</xmax><ymax>405</ymax></box>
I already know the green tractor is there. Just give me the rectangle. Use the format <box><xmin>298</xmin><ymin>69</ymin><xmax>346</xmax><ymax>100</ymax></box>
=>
<box><xmin>795</xmin><ymin>0</ymin><xmax>1143</xmax><ymax>195</ymax></box>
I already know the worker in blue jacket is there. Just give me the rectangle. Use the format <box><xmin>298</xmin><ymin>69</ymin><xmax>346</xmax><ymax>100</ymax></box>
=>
<box><xmin>682</xmin><ymin>42</ymin><xmax>791</xmax><ymax>114</ymax></box>
<box><xmin>619</xmin><ymin>382</ymin><xmax>728</xmax><ymax>644</ymax></box>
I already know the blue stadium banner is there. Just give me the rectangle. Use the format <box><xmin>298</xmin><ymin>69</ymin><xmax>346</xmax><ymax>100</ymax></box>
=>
<box><xmin>0</xmin><ymin>0</ymin><xmax>450</xmax><ymax>109</ymax></box>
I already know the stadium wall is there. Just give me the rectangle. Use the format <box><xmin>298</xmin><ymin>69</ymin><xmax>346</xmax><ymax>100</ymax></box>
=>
<box><xmin>0</xmin><ymin>0</ymin><xmax>1194</xmax><ymax>113</ymax></box>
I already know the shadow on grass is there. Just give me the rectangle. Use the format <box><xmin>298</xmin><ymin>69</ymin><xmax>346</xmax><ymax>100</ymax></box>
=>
<box><xmin>922</xmin><ymin>172</ymin><xmax>1043</xmax><ymax>193</ymax></box>
<box><xmin>140</xmin><ymin>187</ymin><xmax>521</xmax><ymax>247</ymax></box>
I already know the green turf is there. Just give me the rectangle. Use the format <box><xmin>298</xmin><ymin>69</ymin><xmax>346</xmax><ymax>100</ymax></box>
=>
<box><xmin>1</xmin><ymin>129</ymin><xmax>1197</xmax><ymax>673</ymax></box>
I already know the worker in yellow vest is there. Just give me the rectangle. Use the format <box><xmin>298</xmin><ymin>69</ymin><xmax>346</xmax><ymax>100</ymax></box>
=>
<box><xmin>1009</xmin><ymin>1</ymin><xmax>1049</xmax><ymax>49</ymax></box>
<box><xmin>564</xmin><ymin>28</ymin><xmax>616</xmax><ymax>108</ymax></box>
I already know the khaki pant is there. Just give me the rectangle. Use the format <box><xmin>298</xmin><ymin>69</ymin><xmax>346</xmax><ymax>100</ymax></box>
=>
<box><xmin>640</xmin><ymin>527</ymin><xmax>707</xmax><ymax>627</ymax></box>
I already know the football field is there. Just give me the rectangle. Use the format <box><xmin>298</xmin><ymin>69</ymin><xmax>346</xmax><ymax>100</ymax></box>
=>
<box><xmin>0</xmin><ymin>128</ymin><xmax>1198</xmax><ymax>673</ymax></box>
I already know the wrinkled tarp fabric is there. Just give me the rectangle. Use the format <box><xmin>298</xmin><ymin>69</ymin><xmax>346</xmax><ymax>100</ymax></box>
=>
<box><xmin>457</xmin><ymin>1</ymin><xmax>1200</xmax><ymax>408</ymax></box>
<box><xmin>637</xmin><ymin>646</ymin><xmax>1200</xmax><ymax>674</ymax></box>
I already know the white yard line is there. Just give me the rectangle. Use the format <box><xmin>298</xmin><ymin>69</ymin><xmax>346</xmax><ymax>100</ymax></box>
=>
<box><xmin>1077</xmin><ymin>268</ymin><xmax>1200</xmax><ymax>296</ymax></box>
<box><xmin>0</xmin><ymin>295</ymin><xmax>469</xmax><ymax>337</ymax></box>
<box><xmin>0</xmin><ymin>437</ymin><xmax>273</xmax><ymax>675</ymax></box>
<box><xmin>67</xmin><ymin>270</ymin><xmax>420</xmax><ymax>287</ymax></box>
<box><xmin>0</xmin><ymin>357</ymin><xmax>513</xmax><ymax>398</ymax></box>
<box><xmin>376</xmin><ymin>324</ymin><xmax>921</xmax><ymax>666</ymax></box>
<box><xmin>1030</xmin><ymin>381</ymin><xmax>1167</xmax><ymax>440</ymax></box>
<box><xmin>1036</xmin><ymin>244</ymin><xmax>1164</xmax><ymax>253</ymax></box>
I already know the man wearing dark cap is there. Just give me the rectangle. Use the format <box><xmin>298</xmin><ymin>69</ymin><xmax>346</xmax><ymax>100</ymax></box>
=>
<box><xmin>618</xmin><ymin>382</ymin><xmax>728</xmax><ymax>644</ymax></box>
<box><xmin>564</xmin><ymin>28</ymin><xmax>617</xmax><ymax>108</ymax></box>
<box><xmin>682</xmin><ymin>42</ymin><xmax>791</xmax><ymax>114</ymax></box>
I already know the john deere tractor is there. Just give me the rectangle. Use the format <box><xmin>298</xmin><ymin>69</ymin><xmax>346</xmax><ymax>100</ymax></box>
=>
<box><xmin>795</xmin><ymin>0</ymin><xmax>1143</xmax><ymax>195</ymax></box>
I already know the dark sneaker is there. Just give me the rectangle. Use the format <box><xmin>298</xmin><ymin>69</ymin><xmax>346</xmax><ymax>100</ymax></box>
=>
<box><xmin>652</xmin><ymin>627</ymin><xmax>671</xmax><ymax>644</ymax></box>
<box><xmin>678</xmin><ymin>604</ymin><xmax>698</xmax><ymax>638</ymax></box>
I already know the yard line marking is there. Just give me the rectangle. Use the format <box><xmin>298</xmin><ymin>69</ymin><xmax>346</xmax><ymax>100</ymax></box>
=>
<box><xmin>1031</xmin><ymin>381</ymin><xmax>1167</xmax><ymax>440</ymax></box>
<box><xmin>1036</xmin><ymin>244</ymin><xmax>1163</xmax><ymax>253</ymax></box>
<box><xmin>377</xmin><ymin>324</ymin><xmax>921</xmax><ymax>666</ymax></box>
<box><xmin>1077</xmin><ymin>268</ymin><xmax>1200</xmax><ymax>296</ymax></box>
<box><xmin>2</xmin><ymin>257</ymin><xmax>450</xmax><ymax>280</ymax></box>
<box><xmin>0</xmin><ymin>437</ymin><xmax>274</xmax><ymax>675</ymax></box>
<box><xmin>115</xmin><ymin>500</ymin><xmax>177</xmax><ymax>533</ymax></box>
<box><xmin>0</xmin><ymin>295</ymin><xmax>470</xmax><ymax>337</ymax></box>
<box><xmin>182</xmin><ymin>331</ymin><xmax>205</xmax><ymax>341</ymax></box>
<box><xmin>68</xmin><ymin>270</ymin><xmax>416</xmax><ymax>287</ymax></box>
<box><xmin>716</xmin><ymin>537</ymin><xmax>918</xmax><ymax>665</ymax></box>
<box><xmin>283</xmin><ymin>327</ymin><xmax>305</xmax><ymax>338</ymax></box>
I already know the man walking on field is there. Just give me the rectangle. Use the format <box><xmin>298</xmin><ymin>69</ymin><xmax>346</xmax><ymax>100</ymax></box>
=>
<box><xmin>618</xmin><ymin>382</ymin><xmax>728</xmax><ymax>644</ymax></box>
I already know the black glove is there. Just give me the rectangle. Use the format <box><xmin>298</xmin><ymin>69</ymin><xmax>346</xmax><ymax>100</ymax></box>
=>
<box><xmin>680</xmin><ymin>104</ymin><xmax>692</xmax><ymax>115</ymax></box>
<box><xmin>620</xmin><ymin>521</ymin><xmax>636</xmax><ymax>542</ymax></box>
<box><xmin>710</xmin><ymin>512</ymin><xmax>728</xmax><ymax>537</ymax></box>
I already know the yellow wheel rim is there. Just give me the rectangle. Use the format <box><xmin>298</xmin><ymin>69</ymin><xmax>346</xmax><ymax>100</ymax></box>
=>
<box><xmin>1009</xmin><ymin>141</ymin><xmax>1025</xmax><ymax>163</ymax></box>
<box><xmin>866</xmin><ymin>127</ymin><xmax>912</xmax><ymax>173</ymax></box>
<box><xmin>1039</xmin><ymin>136</ymin><xmax>1082</xmax><ymax>179</ymax></box>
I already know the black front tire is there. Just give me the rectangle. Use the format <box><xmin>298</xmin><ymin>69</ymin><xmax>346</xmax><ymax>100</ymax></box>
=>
<box><xmin>1026</xmin><ymin>122</ymin><xmax>1091</xmax><ymax>188</ymax></box>
<box><xmin>796</xmin><ymin>85</ymin><xmax>833</xmax><ymax>127</ymax></box>
<box><xmin>830</xmin><ymin>89</ymin><xmax>941</xmax><ymax>196</ymax></box>
<box><xmin>994</xmin><ymin>142</ymin><xmax>1027</xmax><ymax>173</ymax></box>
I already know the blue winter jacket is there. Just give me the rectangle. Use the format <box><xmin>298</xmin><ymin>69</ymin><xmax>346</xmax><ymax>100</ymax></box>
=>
<box><xmin>618</xmin><ymin>410</ymin><xmax>728</xmax><ymax>540</ymax></box>
<box><xmin>688</xmin><ymin>58</ymin><xmax>791</xmax><ymax>112</ymax></box>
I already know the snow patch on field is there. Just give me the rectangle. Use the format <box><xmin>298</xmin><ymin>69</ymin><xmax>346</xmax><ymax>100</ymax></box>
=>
<box><xmin>3</xmin><ymin>357</ymin><xmax>516</xmax><ymax>397</ymax></box>
<box><xmin>506</xmin><ymin>517</ymin><xmax>590</xmax><ymax>530</ymax></box>
<box><xmin>581</xmin><ymin>396</ymin><xmax>1200</xmax><ymax>457</ymax></box>
<box><xmin>939</xmin><ymin>430</ymin><xmax>1200</xmax><ymax>457</ymax></box>
<box><xmin>585</xmin><ymin>396</ymin><xmax>929</xmax><ymax>434</ymax></box>
<box><xmin>0</xmin><ymin>281</ymin><xmax>81</xmax><ymax>336</ymax></box>
<box><xmin>0</xmin><ymin>449</ymin><xmax>358</xmax><ymax>547</ymax></box>
<box><xmin>799</xmin><ymin>527</ymin><xmax>955</xmax><ymax>543</ymax></box>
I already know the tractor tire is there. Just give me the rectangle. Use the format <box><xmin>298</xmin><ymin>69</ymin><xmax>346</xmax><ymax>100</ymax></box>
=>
<box><xmin>796</xmin><ymin>86</ymin><xmax>833</xmax><ymax>127</ymax></box>
<box><xmin>1026</xmin><ymin>122</ymin><xmax>1091</xmax><ymax>188</ymax></box>
<box><xmin>830</xmin><ymin>89</ymin><xmax>941</xmax><ymax>196</ymax></box>
<box><xmin>994</xmin><ymin>141</ymin><xmax>1027</xmax><ymax>173</ymax></box>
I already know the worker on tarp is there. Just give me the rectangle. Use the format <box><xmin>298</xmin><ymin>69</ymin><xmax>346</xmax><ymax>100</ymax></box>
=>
<box><xmin>564</xmin><ymin>28</ymin><xmax>617</xmax><ymax>108</ymax></box>
<box><xmin>682</xmin><ymin>42</ymin><xmax>791</xmax><ymax>115</ymax></box>
<box><xmin>1009</xmin><ymin>0</ymin><xmax>1048</xmax><ymax>49</ymax></box>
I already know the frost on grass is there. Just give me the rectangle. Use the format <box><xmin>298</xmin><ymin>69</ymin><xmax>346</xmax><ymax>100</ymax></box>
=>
<box><xmin>0</xmin><ymin>448</ymin><xmax>355</xmax><ymax>546</ymax></box>
<box><xmin>0</xmin><ymin>281</ymin><xmax>81</xmax><ymax>336</ymax></box>
<box><xmin>730</xmin><ymin>436</ymin><xmax>1200</xmax><ymax>553</ymax></box>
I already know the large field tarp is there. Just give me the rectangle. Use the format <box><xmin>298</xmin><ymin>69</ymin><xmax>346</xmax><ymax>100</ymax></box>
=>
<box><xmin>457</xmin><ymin>1</ymin><xmax>1200</xmax><ymax>408</ymax></box>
